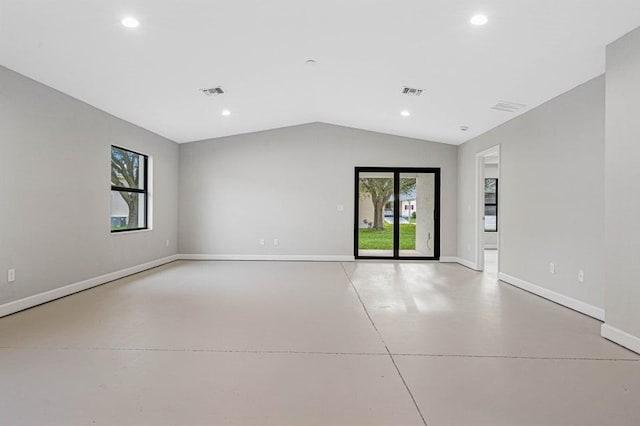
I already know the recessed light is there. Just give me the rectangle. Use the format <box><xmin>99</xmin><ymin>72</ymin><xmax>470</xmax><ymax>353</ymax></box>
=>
<box><xmin>470</xmin><ymin>14</ymin><xmax>488</xmax><ymax>26</ymax></box>
<box><xmin>460</xmin><ymin>126</ymin><xmax>470</xmax><ymax>131</ymax></box>
<box><xmin>305</xmin><ymin>59</ymin><xmax>317</xmax><ymax>65</ymax></box>
<box><xmin>121</xmin><ymin>17</ymin><xmax>140</xmax><ymax>28</ymax></box>
<box><xmin>222</xmin><ymin>109</ymin><xmax>231</xmax><ymax>117</ymax></box>
<box><xmin>401</xmin><ymin>110</ymin><xmax>411</xmax><ymax>117</ymax></box>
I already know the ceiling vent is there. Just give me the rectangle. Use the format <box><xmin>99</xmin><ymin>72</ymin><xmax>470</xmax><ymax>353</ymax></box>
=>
<box><xmin>201</xmin><ymin>87</ymin><xmax>225</xmax><ymax>97</ymax></box>
<box><xmin>401</xmin><ymin>87</ymin><xmax>424</xmax><ymax>96</ymax></box>
<box><xmin>491</xmin><ymin>101</ymin><xmax>526</xmax><ymax>113</ymax></box>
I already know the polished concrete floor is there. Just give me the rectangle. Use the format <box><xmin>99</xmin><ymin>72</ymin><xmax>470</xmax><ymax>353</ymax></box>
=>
<box><xmin>0</xmin><ymin>260</ymin><xmax>638</xmax><ymax>425</ymax></box>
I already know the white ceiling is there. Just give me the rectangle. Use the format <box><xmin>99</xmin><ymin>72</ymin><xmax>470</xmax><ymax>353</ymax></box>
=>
<box><xmin>1</xmin><ymin>1</ymin><xmax>640</xmax><ymax>145</ymax></box>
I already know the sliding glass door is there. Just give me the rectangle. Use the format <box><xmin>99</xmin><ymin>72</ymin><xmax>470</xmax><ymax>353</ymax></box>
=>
<box><xmin>355</xmin><ymin>167</ymin><xmax>440</xmax><ymax>260</ymax></box>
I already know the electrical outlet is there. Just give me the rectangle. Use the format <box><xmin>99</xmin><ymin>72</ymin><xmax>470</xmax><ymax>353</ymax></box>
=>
<box><xmin>549</xmin><ymin>263</ymin><xmax>555</xmax><ymax>274</ymax></box>
<box><xmin>259</xmin><ymin>239</ymin><xmax>265</xmax><ymax>246</ymax></box>
<box><xmin>273</xmin><ymin>238</ymin><xmax>279</xmax><ymax>246</ymax></box>
<box><xmin>7</xmin><ymin>269</ymin><xmax>15</xmax><ymax>283</ymax></box>
<box><xmin>578</xmin><ymin>269</ymin><xmax>584</xmax><ymax>283</ymax></box>
<box><xmin>337</xmin><ymin>204</ymin><xmax>344</xmax><ymax>212</ymax></box>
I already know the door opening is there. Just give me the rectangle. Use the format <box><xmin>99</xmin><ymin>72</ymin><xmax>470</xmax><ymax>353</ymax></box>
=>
<box><xmin>476</xmin><ymin>146</ymin><xmax>500</xmax><ymax>274</ymax></box>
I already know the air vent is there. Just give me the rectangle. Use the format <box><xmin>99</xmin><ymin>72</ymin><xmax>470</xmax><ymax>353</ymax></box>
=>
<box><xmin>201</xmin><ymin>87</ymin><xmax>225</xmax><ymax>97</ymax></box>
<box><xmin>401</xmin><ymin>87</ymin><xmax>424</xmax><ymax>96</ymax></box>
<box><xmin>491</xmin><ymin>101</ymin><xmax>526</xmax><ymax>113</ymax></box>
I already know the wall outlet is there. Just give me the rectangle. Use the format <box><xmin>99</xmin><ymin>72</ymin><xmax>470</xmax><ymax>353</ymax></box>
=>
<box><xmin>549</xmin><ymin>263</ymin><xmax>555</xmax><ymax>274</ymax></box>
<box><xmin>7</xmin><ymin>269</ymin><xmax>15</xmax><ymax>283</ymax></box>
<box><xmin>337</xmin><ymin>204</ymin><xmax>344</xmax><ymax>212</ymax></box>
<box><xmin>273</xmin><ymin>238</ymin><xmax>279</xmax><ymax>246</ymax></box>
<box><xmin>578</xmin><ymin>269</ymin><xmax>584</xmax><ymax>283</ymax></box>
<box><xmin>259</xmin><ymin>239</ymin><xmax>265</xmax><ymax>246</ymax></box>
<box><xmin>165</xmin><ymin>239</ymin><xmax>170</xmax><ymax>247</ymax></box>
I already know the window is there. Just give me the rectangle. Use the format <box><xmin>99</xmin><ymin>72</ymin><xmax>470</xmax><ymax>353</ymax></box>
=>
<box><xmin>484</xmin><ymin>178</ymin><xmax>498</xmax><ymax>232</ymax></box>
<box><xmin>111</xmin><ymin>146</ymin><xmax>148</xmax><ymax>232</ymax></box>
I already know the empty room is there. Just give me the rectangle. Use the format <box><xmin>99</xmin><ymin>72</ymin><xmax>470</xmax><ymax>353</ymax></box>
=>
<box><xmin>2</xmin><ymin>1</ymin><xmax>640</xmax><ymax>425</ymax></box>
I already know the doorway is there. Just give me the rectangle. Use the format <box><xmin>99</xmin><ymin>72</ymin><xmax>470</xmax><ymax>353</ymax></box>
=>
<box><xmin>475</xmin><ymin>146</ymin><xmax>500</xmax><ymax>274</ymax></box>
<box><xmin>354</xmin><ymin>167</ymin><xmax>440</xmax><ymax>260</ymax></box>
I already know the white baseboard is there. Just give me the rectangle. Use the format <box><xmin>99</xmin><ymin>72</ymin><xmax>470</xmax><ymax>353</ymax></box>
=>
<box><xmin>439</xmin><ymin>256</ymin><xmax>481</xmax><ymax>270</ymax></box>
<box><xmin>0</xmin><ymin>255</ymin><xmax>179</xmax><ymax>318</ymax></box>
<box><xmin>179</xmin><ymin>254</ymin><xmax>355</xmax><ymax>262</ymax></box>
<box><xmin>182</xmin><ymin>254</ymin><xmax>459</xmax><ymax>263</ymax></box>
<box><xmin>498</xmin><ymin>272</ymin><xmax>605</xmax><ymax>321</ymax></box>
<box><xmin>456</xmin><ymin>257</ymin><xmax>480</xmax><ymax>271</ymax></box>
<box><xmin>601</xmin><ymin>324</ymin><xmax>640</xmax><ymax>355</ymax></box>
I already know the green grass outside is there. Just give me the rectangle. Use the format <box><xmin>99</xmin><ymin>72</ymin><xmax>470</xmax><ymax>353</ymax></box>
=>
<box><xmin>359</xmin><ymin>222</ymin><xmax>416</xmax><ymax>250</ymax></box>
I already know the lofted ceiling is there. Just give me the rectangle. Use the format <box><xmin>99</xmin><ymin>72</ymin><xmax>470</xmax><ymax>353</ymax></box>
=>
<box><xmin>1</xmin><ymin>0</ymin><xmax>640</xmax><ymax>144</ymax></box>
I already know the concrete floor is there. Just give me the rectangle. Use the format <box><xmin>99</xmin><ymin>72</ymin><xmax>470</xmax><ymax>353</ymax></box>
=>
<box><xmin>0</xmin><ymin>260</ymin><xmax>638</xmax><ymax>425</ymax></box>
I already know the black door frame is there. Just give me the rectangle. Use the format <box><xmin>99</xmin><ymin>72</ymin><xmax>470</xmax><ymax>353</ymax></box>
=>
<box><xmin>354</xmin><ymin>167</ymin><xmax>441</xmax><ymax>260</ymax></box>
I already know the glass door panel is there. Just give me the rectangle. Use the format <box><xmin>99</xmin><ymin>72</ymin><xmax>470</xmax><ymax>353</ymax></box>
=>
<box><xmin>398</xmin><ymin>172</ymin><xmax>436</xmax><ymax>258</ymax></box>
<box><xmin>357</xmin><ymin>171</ymin><xmax>395</xmax><ymax>258</ymax></box>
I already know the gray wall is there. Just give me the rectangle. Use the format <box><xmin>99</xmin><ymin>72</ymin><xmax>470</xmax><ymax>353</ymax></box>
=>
<box><xmin>0</xmin><ymin>66</ymin><xmax>179</xmax><ymax>305</ymax></box>
<box><xmin>179</xmin><ymin>123</ymin><xmax>457</xmax><ymax>257</ymax></box>
<box><xmin>604</xmin><ymin>27</ymin><xmax>640</xmax><ymax>338</ymax></box>
<box><xmin>457</xmin><ymin>76</ymin><xmax>606</xmax><ymax>309</ymax></box>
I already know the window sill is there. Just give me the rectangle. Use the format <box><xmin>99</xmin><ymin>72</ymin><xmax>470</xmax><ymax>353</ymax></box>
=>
<box><xmin>111</xmin><ymin>228</ymin><xmax>152</xmax><ymax>235</ymax></box>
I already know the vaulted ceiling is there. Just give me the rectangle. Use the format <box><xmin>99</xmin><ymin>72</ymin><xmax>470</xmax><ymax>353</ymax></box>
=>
<box><xmin>2</xmin><ymin>0</ymin><xmax>640</xmax><ymax>144</ymax></box>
